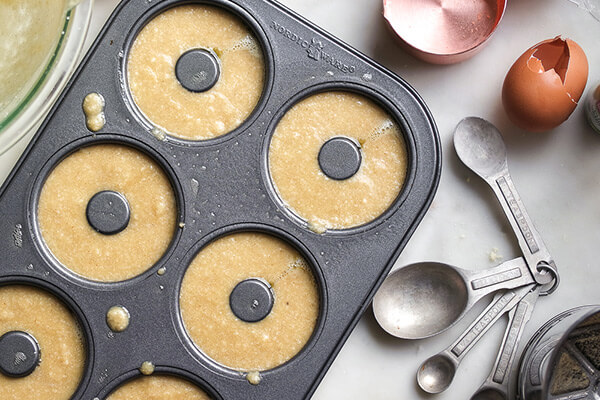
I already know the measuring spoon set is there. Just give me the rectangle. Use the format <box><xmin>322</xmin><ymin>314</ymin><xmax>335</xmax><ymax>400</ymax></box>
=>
<box><xmin>373</xmin><ymin>117</ymin><xmax>560</xmax><ymax>397</ymax></box>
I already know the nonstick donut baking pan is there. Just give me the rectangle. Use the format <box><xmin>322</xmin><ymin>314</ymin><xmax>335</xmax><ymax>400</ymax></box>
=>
<box><xmin>0</xmin><ymin>0</ymin><xmax>440</xmax><ymax>399</ymax></box>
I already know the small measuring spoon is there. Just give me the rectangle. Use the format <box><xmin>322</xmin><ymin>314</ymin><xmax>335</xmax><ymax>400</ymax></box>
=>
<box><xmin>470</xmin><ymin>287</ymin><xmax>539</xmax><ymax>400</ymax></box>
<box><xmin>372</xmin><ymin>257</ymin><xmax>535</xmax><ymax>339</ymax></box>
<box><xmin>454</xmin><ymin>117</ymin><xmax>558</xmax><ymax>288</ymax></box>
<box><xmin>417</xmin><ymin>284</ymin><xmax>536</xmax><ymax>394</ymax></box>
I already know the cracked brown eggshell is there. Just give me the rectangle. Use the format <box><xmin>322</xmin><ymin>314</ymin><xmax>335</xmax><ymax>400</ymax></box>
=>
<box><xmin>502</xmin><ymin>36</ymin><xmax>588</xmax><ymax>132</ymax></box>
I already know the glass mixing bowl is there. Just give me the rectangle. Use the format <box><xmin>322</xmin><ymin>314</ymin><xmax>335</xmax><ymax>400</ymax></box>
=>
<box><xmin>0</xmin><ymin>0</ymin><xmax>93</xmax><ymax>155</ymax></box>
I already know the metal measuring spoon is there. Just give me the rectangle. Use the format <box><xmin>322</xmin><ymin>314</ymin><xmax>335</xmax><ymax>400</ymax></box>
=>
<box><xmin>454</xmin><ymin>117</ymin><xmax>558</xmax><ymax>289</ymax></box>
<box><xmin>417</xmin><ymin>284</ymin><xmax>536</xmax><ymax>393</ymax></box>
<box><xmin>372</xmin><ymin>257</ymin><xmax>535</xmax><ymax>339</ymax></box>
<box><xmin>470</xmin><ymin>287</ymin><xmax>539</xmax><ymax>400</ymax></box>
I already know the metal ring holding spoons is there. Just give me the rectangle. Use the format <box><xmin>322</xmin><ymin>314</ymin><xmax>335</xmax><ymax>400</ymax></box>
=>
<box><xmin>537</xmin><ymin>261</ymin><xmax>559</xmax><ymax>296</ymax></box>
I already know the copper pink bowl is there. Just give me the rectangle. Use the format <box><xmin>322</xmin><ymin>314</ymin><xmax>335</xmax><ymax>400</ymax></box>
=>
<box><xmin>383</xmin><ymin>0</ymin><xmax>507</xmax><ymax>64</ymax></box>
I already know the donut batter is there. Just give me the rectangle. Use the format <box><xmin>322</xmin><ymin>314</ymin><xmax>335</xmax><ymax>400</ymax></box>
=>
<box><xmin>127</xmin><ymin>4</ymin><xmax>265</xmax><ymax>140</ymax></box>
<box><xmin>107</xmin><ymin>375</ymin><xmax>211</xmax><ymax>400</ymax></box>
<box><xmin>180</xmin><ymin>232</ymin><xmax>319</xmax><ymax>371</ymax></box>
<box><xmin>139</xmin><ymin>361</ymin><xmax>155</xmax><ymax>376</ymax></box>
<box><xmin>106</xmin><ymin>306</ymin><xmax>130</xmax><ymax>333</ymax></box>
<box><xmin>269</xmin><ymin>91</ymin><xmax>408</xmax><ymax>230</ymax></box>
<box><xmin>37</xmin><ymin>144</ymin><xmax>177</xmax><ymax>282</ymax></box>
<box><xmin>82</xmin><ymin>92</ymin><xmax>105</xmax><ymax>132</ymax></box>
<box><xmin>0</xmin><ymin>285</ymin><xmax>85</xmax><ymax>400</ymax></box>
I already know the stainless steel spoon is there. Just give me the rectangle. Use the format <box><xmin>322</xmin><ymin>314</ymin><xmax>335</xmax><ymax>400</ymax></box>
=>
<box><xmin>454</xmin><ymin>117</ymin><xmax>558</xmax><ymax>289</ymax></box>
<box><xmin>417</xmin><ymin>284</ymin><xmax>536</xmax><ymax>393</ymax></box>
<box><xmin>372</xmin><ymin>257</ymin><xmax>535</xmax><ymax>339</ymax></box>
<box><xmin>469</xmin><ymin>286</ymin><xmax>539</xmax><ymax>400</ymax></box>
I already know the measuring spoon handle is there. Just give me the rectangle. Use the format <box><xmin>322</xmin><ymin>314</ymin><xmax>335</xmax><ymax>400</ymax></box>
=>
<box><xmin>487</xmin><ymin>172</ymin><xmax>555</xmax><ymax>286</ymax></box>
<box><xmin>470</xmin><ymin>285</ymin><xmax>539</xmax><ymax>400</ymax></box>
<box><xmin>453</xmin><ymin>117</ymin><xmax>557</xmax><ymax>287</ymax></box>
<box><xmin>463</xmin><ymin>256</ymin><xmax>535</xmax><ymax>306</ymax></box>
<box><xmin>446</xmin><ymin>284</ymin><xmax>533</xmax><ymax>363</ymax></box>
<box><xmin>418</xmin><ymin>285</ymin><xmax>533</xmax><ymax>393</ymax></box>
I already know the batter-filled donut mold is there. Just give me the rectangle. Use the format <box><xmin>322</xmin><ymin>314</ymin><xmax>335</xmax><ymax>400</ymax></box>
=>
<box><xmin>0</xmin><ymin>0</ymin><xmax>440</xmax><ymax>398</ymax></box>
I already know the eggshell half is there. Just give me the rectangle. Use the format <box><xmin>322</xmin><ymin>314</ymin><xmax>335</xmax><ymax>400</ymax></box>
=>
<box><xmin>502</xmin><ymin>36</ymin><xmax>588</xmax><ymax>132</ymax></box>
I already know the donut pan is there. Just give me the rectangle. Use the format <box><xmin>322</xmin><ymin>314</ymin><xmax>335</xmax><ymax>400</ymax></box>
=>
<box><xmin>0</xmin><ymin>0</ymin><xmax>440</xmax><ymax>399</ymax></box>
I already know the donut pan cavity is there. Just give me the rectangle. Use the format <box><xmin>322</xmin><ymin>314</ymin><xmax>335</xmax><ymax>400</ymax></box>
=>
<box><xmin>0</xmin><ymin>0</ymin><xmax>440</xmax><ymax>399</ymax></box>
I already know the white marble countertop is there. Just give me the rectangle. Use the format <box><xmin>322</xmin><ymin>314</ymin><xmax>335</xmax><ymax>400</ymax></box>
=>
<box><xmin>2</xmin><ymin>0</ymin><xmax>599</xmax><ymax>398</ymax></box>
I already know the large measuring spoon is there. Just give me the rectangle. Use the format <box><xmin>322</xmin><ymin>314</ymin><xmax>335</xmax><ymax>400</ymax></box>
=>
<box><xmin>453</xmin><ymin>117</ymin><xmax>558</xmax><ymax>288</ymax></box>
<box><xmin>373</xmin><ymin>257</ymin><xmax>535</xmax><ymax>339</ymax></box>
<box><xmin>417</xmin><ymin>284</ymin><xmax>536</xmax><ymax>393</ymax></box>
<box><xmin>470</xmin><ymin>287</ymin><xmax>539</xmax><ymax>400</ymax></box>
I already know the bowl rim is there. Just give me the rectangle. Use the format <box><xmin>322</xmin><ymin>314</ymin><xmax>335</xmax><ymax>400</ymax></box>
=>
<box><xmin>383</xmin><ymin>0</ymin><xmax>507</xmax><ymax>64</ymax></box>
<box><xmin>0</xmin><ymin>0</ymin><xmax>94</xmax><ymax>155</ymax></box>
